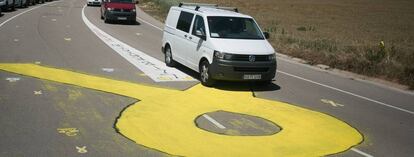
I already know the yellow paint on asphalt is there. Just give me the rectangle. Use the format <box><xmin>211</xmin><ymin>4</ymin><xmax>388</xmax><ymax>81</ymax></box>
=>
<box><xmin>0</xmin><ymin>64</ymin><xmax>362</xmax><ymax>157</ymax></box>
<box><xmin>67</xmin><ymin>89</ymin><xmax>82</xmax><ymax>101</ymax></box>
<box><xmin>57</xmin><ymin>128</ymin><xmax>79</xmax><ymax>136</ymax></box>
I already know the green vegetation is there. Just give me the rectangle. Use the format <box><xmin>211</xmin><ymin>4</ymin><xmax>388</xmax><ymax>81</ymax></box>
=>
<box><xmin>139</xmin><ymin>0</ymin><xmax>414</xmax><ymax>89</ymax></box>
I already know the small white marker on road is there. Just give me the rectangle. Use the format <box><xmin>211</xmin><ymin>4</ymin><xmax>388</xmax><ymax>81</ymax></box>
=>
<box><xmin>351</xmin><ymin>148</ymin><xmax>374</xmax><ymax>157</ymax></box>
<box><xmin>64</xmin><ymin>38</ymin><xmax>71</xmax><ymax>41</ymax></box>
<box><xmin>76</xmin><ymin>146</ymin><xmax>88</xmax><ymax>154</ymax></box>
<box><xmin>42</xmin><ymin>15</ymin><xmax>47</xmax><ymax>18</ymax></box>
<box><xmin>16</xmin><ymin>25</ymin><xmax>20</xmax><ymax>28</ymax></box>
<box><xmin>35</xmin><ymin>61</ymin><xmax>41</xmax><ymax>64</ymax></box>
<box><xmin>102</xmin><ymin>68</ymin><xmax>114</xmax><ymax>73</ymax></box>
<box><xmin>321</xmin><ymin>99</ymin><xmax>344</xmax><ymax>107</ymax></box>
<box><xmin>34</xmin><ymin>90</ymin><xmax>42</xmax><ymax>95</ymax></box>
<box><xmin>6</xmin><ymin>77</ymin><xmax>20</xmax><ymax>82</ymax></box>
<box><xmin>13</xmin><ymin>39</ymin><xmax>19</xmax><ymax>42</ymax></box>
<box><xmin>135</xmin><ymin>33</ymin><xmax>141</xmax><ymax>36</ymax></box>
<box><xmin>51</xmin><ymin>19</ymin><xmax>57</xmax><ymax>22</ymax></box>
<box><xmin>203</xmin><ymin>114</ymin><xmax>226</xmax><ymax>129</ymax></box>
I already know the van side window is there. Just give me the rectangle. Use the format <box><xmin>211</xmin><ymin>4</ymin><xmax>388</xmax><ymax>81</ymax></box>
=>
<box><xmin>176</xmin><ymin>11</ymin><xmax>194</xmax><ymax>33</ymax></box>
<box><xmin>192</xmin><ymin>15</ymin><xmax>206</xmax><ymax>37</ymax></box>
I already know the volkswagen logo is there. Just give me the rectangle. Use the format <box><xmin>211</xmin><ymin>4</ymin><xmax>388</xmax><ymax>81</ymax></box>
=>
<box><xmin>249</xmin><ymin>55</ymin><xmax>255</xmax><ymax>62</ymax></box>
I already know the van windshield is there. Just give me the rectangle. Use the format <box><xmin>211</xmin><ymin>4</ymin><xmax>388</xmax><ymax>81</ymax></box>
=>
<box><xmin>108</xmin><ymin>0</ymin><xmax>134</xmax><ymax>3</ymax></box>
<box><xmin>207</xmin><ymin>16</ymin><xmax>264</xmax><ymax>40</ymax></box>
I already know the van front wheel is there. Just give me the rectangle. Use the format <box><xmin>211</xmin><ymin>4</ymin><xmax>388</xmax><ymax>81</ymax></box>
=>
<box><xmin>200</xmin><ymin>60</ymin><xmax>215</xmax><ymax>87</ymax></box>
<box><xmin>164</xmin><ymin>46</ymin><xmax>176</xmax><ymax>67</ymax></box>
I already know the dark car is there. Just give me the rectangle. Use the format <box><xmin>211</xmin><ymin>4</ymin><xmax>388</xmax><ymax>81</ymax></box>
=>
<box><xmin>100</xmin><ymin>0</ymin><xmax>136</xmax><ymax>24</ymax></box>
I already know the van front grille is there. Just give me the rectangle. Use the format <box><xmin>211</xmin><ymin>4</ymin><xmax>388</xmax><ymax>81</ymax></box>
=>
<box><xmin>234</xmin><ymin>67</ymin><xmax>269</xmax><ymax>72</ymax></box>
<box><xmin>229</xmin><ymin>54</ymin><xmax>269</xmax><ymax>62</ymax></box>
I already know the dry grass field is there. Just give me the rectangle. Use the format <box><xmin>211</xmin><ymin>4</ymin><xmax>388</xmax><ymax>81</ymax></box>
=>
<box><xmin>139</xmin><ymin>0</ymin><xmax>414</xmax><ymax>89</ymax></box>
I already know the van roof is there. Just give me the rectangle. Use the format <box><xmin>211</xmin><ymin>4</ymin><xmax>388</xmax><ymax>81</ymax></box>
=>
<box><xmin>171</xmin><ymin>6</ymin><xmax>252</xmax><ymax>18</ymax></box>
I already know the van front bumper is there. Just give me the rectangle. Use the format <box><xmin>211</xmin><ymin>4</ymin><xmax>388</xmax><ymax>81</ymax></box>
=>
<box><xmin>209</xmin><ymin>59</ymin><xmax>277</xmax><ymax>81</ymax></box>
<box><xmin>105</xmin><ymin>11</ymin><xmax>136</xmax><ymax>21</ymax></box>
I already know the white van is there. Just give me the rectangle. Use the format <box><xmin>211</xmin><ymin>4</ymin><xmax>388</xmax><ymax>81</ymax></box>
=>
<box><xmin>162</xmin><ymin>3</ymin><xmax>276</xmax><ymax>86</ymax></box>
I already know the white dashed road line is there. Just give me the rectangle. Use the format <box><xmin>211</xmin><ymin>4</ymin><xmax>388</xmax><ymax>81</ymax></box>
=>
<box><xmin>82</xmin><ymin>5</ymin><xmax>195</xmax><ymax>82</ymax></box>
<box><xmin>351</xmin><ymin>148</ymin><xmax>374</xmax><ymax>157</ymax></box>
<box><xmin>202</xmin><ymin>114</ymin><xmax>226</xmax><ymax>129</ymax></box>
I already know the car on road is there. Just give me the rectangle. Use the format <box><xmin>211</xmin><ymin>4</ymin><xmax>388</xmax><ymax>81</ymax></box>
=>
<box><xmin>0</xmin><ymin>0</ymin><xmax>5</xmax><ymax>14</ymax></box>
<box><xmin>1</xmin><ymin>0</ymin><xmax>15</xmax><ymax>11</ymax></box>
<box><xmin>100</xmin><ymin>0</ymin><xmax>136</xmax><ymax>24</ymax></box>
<box><xmin>87</xmin><ymin>0</ymin><xmax>101</xmax><ymax>6</ymax></box>
<box><xmin>18</xmin><ymin>0</ymin><xmax>28</xmax><ymax>8</ymax></box>
<box><xmin>162</xmin><ymin>3</ymin><xmax>277</xmax><ymax>86</ymax></box>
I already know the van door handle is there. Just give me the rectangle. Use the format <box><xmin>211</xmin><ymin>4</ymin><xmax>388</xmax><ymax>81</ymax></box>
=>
<box><xmin>184</xmin><ymin>35</ymin><xmax>188</xmax><ymax>38</ymax></box>
<box><xmin>189</xmin><ymin>36</ymin><xmax>192</xmax><ymax>39</ymax></box>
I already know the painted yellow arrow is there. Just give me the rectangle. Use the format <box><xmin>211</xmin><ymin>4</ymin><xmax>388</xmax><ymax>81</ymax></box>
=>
<box><xmin>0</xmin><ymin>64</ymin><xmax>362</xmax><ymax>157</ymax></box>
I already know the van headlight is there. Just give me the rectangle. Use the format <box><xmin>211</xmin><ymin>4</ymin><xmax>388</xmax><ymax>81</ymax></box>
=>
<box><xmin>107</xmin><ymin>8</ymin><xmax>114</xmax><ymax>11</ymax></box>
<box><xmin>214</xmin><ymin>51</ymin><xmax>225</xmax><ymax>59</ymax></box>
<box><xmin>268</xmin><ymin>54</ymin><xmax>276</xmax><ymax>61</ymax></box>
<box><xmin>132</xmin><ymin>9</ymin><xmax>136</xmax><ymax>12</ymax></box>
<box><xmin>214</xmin><ymin>51</ymin><xmax>232</xmax><ymax>60</ymax></box>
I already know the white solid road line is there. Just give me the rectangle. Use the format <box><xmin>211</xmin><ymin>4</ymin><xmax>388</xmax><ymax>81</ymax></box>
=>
<box><xmin>82</xmin><ymin>5</ymin><xmax>195</xmax><ymax>82</ymax></box>
<box><xmin>136</xmin><ymin>14</ymin><xmax>414</xmax><ymax>115</ymax></box>
<box><xmin>278</xmin><ymin>71</ymin><xmax>414</xmax><ymax>115</ymax></box>
<box><xmin>351</xmin><ymin>148</ymin><xmax>374</xmax><ymax>157</ymax></box>
<box><xmin>202</xmin><ymin>114</ymin><xmax>226</xmax><ymax>129</ymax></box>
<box><xmin>0</xmin><ymin>1</ymin><xmax>61</xmax><ymax>28</ymax></box>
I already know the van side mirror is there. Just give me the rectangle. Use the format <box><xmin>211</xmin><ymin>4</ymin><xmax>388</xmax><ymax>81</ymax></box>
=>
<box><xmin>263</xmin><ymin>32</ymin><xmax>270</xmax><ymax>39</ymax></box>
<box><xmin>196</xmin><ymin>30</ymin><xmax>207</xmax><ymax>40</ymax></box>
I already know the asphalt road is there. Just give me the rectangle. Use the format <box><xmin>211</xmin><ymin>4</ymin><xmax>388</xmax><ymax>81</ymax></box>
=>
<box><xmin>0</xmin><ymin>0</ymin><xmax>413</xmax><ymax>156</ymax></box>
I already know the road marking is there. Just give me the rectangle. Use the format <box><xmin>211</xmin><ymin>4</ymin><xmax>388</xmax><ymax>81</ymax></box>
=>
<box><xmin>135</xmin><ymin>11</ymin><xmax>414</xmax><ymax>115</ymax></box>
<box><xmin>64</xmin><ymin>37</ymin><xmax>71</xmax><ymax>41</ymax></box>
<box><xmin>13</xmin><ymin>39</ymin><xmax>19</xmax><ymax>42</ymax></box>
<box><xmin>351</xmin><ymin>148</ymin><xmax>374</xmax><ymax>157</ymax></box>
<box><xmin>51</xmin><ymin>19</ymin><xmax>57</xmax><ymax>22</ymax></box>
<box><xmin>57</xmin><ymin>128</ymin><xmax>79</xmax><ymax>136</ymax></box>
<box><xmin>135</xmin><ymin>33</ymin><xmax>141</xmax><ymax>36</ymax></box>
<box><xmin>15</xmin><ymin>25</ymin><xmax>20</xmax><ymax>28</ymax></box>
<box><xmin>5</xmin><ymin>77</ymin><xmax>20</xmax><ymax>82</ymax></box>
<box><xmin>82</xmin><ymin>5</ymin><xmax>195</xmax><ymax>82</ymax></box>
<box><xmin>34</xmin><ymin>90</ymin><xmax>42</xmax><ymax>95</ymax></box>
<box><xmin>278</xmin><ymin>71</ymin><xmax>414</xmax><ymax>115</ymax></box>
<box><xmin>0</xmin><ymin>64</ymin><xmax>363</xmax><ymax>157</ymax></box>
<box><xmin>321</xmin><ymin>99</ymin><xmax>344</xmax><ymax>107</ymax></box>
<box><xmin>202</xmin><ymin>114</ymin><xmax>226</xmax><ymax>129</ymax></box>
<box><xmin>0</xmin><ymin>0</ymin><xmax>60</xmax><ymax>28</ymax></box>
<box><xmin>76</xmin><ymin>146</ymin><xmax>88</xmax><ymax>153</ymax></box>
<box><xmin>35</xmin><ymin>61</ymin><xmax>41</xmax><ymax>64</ymax></box>
<box><xmin>136</xmin><ymin>17</ymin><xmax>162</xmax><ymax>31</ymax></box>
<box><xmin>101</xmin><ymin>68</ymin><xmax>114</xmax><ymax>73</ymax></box>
